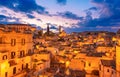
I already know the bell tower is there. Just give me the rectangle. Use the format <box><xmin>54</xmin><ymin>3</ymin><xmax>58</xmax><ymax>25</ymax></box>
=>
<box><xmin>59</xmin><ymin>25</ymin><xmax>62</xmax><ymax>34</ymax></box>
<box><xmin>47</xmin><ymin>24</ymin><xmax>50</xmax><ymax>35</ymax></box>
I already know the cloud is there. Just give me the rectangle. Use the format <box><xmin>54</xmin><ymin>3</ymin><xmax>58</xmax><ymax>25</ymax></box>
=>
<box><xmin>0</xmin><ymin>7</ymin><xmax>79</xmax><ymax>30</ymax></box>
<box><xmin>76</xmin><ymin>0</ymin><xmax>120</xmax><ymax>29</ymax></box>
<box><xmin>26</xmin><ymin>14</ymin><xmax>35</xmax><ymax>19</ymax></box>
<box><xmin>56</xmin><ymin>0</ymin><xmax>67</xmax><ymax>5</ymax></box>
<box><xmin>88</xmin><ymin>7</ymin><xmax>98</xmax><ymax>11</ymax></box>
<box><xmin>0</xmin><ymin>15</ymin><xmax>7</xmax><ymax>20</ymax></box>
<box><xmin>65</xmin><ymin>26</ymin><xmax>118</xmax><ymax>33</ymax></box>
<box><xmin>67</xmin><ymin>0</ymin><xmax>120</xmax><ymax>32</ymax></box>
<box><xmin>32</xmin><ymin>12</ymin><xmax>79</xmax><ymax>28</ymax></box>
<box><xmin>0</xmin><ymin>0</ymin><xmax>119</xmax><ymax>32</ymax></box>
<box><xmin>91</xmin><ymin>0</ymin><xmax>120</xmax><ymax>18</ymax></box>
<box><xmin>0</xmin><ymin>0</ymin><xmax>46</xmax><ymax>13</ymax></box>
<box><xmin>0</xmin><ymin>0</ymin><xmax>80</xmax><ymax>32</ymax></box>
<box><xmin>58</xmin><ymin>11</ymin><xmax>83</xmax><ymax>20</ymax></box>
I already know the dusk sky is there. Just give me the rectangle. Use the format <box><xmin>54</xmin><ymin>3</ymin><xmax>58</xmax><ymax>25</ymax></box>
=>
<box><xmin>0</xmin><ymin>0</ymin><xmax>120</xmax><ymax>32</ymax></box>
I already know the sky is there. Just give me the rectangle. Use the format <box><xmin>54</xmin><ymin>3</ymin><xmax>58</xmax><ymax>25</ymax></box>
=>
<box><xmin>0</xmin><ymin>0</ymin><xmax>120</xmax><ymax>32</ymax></box>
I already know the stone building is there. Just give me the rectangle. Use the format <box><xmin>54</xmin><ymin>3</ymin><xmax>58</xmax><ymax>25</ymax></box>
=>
<box><xmin>0</xmin><ymin>24</ymin><xmax>34</xmax><ymax>77</ymax></box>
<box><xmin>116</xmin><ymin>34</ymin><xmax>120</xmax><ymax>77</ymax></box>
<box><xmin>99</xmin><ymin>60</ymin><xmax>116</xmax><ymax>77</ymax></box>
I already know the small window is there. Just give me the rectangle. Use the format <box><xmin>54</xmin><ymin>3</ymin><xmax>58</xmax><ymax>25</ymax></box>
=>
<box><xmin>21</xmin><ymin>39</ymin><xmax>25</xmax><ymax>45</ymax></box>
<box><xmin>0</xmin><ymin>37</ymin><xmax>2</xmax><ymax>44</ymax></box>
<box><xmin>26</xmin><ymin>63</ymin><xmax>28</xmax><ymax>69</ymax></box>
<box><xmin>107</xmin><ymin>69</ymin><xmax>109</xmax><ymax>72</ymax></box>
<box><xmin>112</xmin><ymin>71</ymin><xmax>114</xmax><ymax>74</ymax></box>
<box><xmin>84</xmin><ymin>63</ymin><xmax>86</xmax><ymax>67</ymax></box>
<box><xmin>28</xmin><ymin>49</ymin><xmax>33</xmax><ymax>55</ymax></box>
<box><xmin>13</xmin><ymin>67</ymin><xmax>16</xmax><ymax>74</ymax></box>
<box><xmin>11</xmin><ymin>39</ymin><xmax>16</xmax><ymax>46</ymax></box>
<box><xmin>11</xmin><ymin>52</ymin><xmax>15</xmax><ymax>59</ymax></box>
<box><xmin>89</xmin><ymin>63</ymin><xmax>91</xmax><ymax>67</ymax></box>
<box><xmin>28</xmin><ymin>49</ymin><xmax>31</xmax><ymax>54</ymax></box>
<box><xmin>3</xmin><ymin>55</ymin><xmax>7</xmax><ymax>60</ymax></box>
<box><xmin>99</xmin><ymin>65</ymin><xmax>101</xmax><ymax>70</ymax></box>
<box><xmin>5</xmin><ymin>72</ymin><xmax>7</xmax><ymax>77</ymax></box>
<box><xmin>20</xmin><ymin>50</ymin><xmax>25</xmax><ymax>57</ymax></box>
<box><xmin>22</xmin><ymin>64</ymin><xmax>24</xmax><ymax>70</ymax></box>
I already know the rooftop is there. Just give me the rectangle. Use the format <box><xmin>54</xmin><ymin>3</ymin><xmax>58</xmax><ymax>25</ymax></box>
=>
<box><xmin>101</xmin><ymin>59</ymin><xmax>116</xmax><ymax>69</ymax></box>
<box><xmin>86</xmin><ymin>52</ymin><xmax>105</xmax><ymax>57</ymax></box>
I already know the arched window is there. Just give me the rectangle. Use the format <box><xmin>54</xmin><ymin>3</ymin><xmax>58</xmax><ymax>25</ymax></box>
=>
<box><xmin>28</xmin><ymin>49</ymin><xmax>32</xmax><ymax>55</ymax></box>
<box><xmin>89</xmin><ymin>63</ymin><xmax>91</xmax><ymax>67</ymax></box>
<box><xmin>20</xmin><ymin>50</ymin><xmax>25</xmax><ymax>57</ymax></box>
<box><xmin>11</xmin><ymin>39</ymin><xmax>16</xmax><ymax>46</ymax></box>
<box><xmin>5</xmin><ymin>72</ymin><xmax>7</xmax><ymax>77</ymax></box>
<box><xmin>11</xmin><ymin>52</ymin><xmax>15</xmax><ymax>59</ymax></box>
<box><xmin>22</xmin><ymin>64</ymin><xmax>24</xmax><ymax>70</ymax></box>
<box><xmin>26</xmin><ymin>63</ymin><xmax>28</xmax><ymax>69</ymax></box>
<box><xmin>21</xmin><ymin>39</ymin><xmax>25</xmax><ymax>45</ymax></box>
<box><xmin>13</xmin><ymin>67</ymin><xmax>16</xmax><ymax>74</ymax></box>
<box><xmin>2</xmin><ymin>55</ymin><xmax>7</xmax><ymax>60</ymax></box>
<box><xmin>107</xmin><ymin>69</ymin><xmax>109</xmax><ymax>72</ymax></box>
<box><xmin>0</xmin><ymin>37</ymin><xmax>2</xmax><ymax>44</ymax></box>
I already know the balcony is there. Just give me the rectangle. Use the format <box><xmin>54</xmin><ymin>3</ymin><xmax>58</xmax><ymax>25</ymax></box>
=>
<box><xmin>8</xmin><ymin>60</ymin><xmax>17</xmax><ymax>67</ymax></box>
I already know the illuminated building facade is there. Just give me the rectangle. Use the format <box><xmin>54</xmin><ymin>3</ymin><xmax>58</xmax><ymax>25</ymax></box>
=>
<box><xmin>116</xmin><ymin>34</ymin><xmax>120</xmax><ymax>77</ymax></box>
<box><xmin>0</xmin><ymin>24</ymin><xmax>33</xmax><ymax>77</ymax></box>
